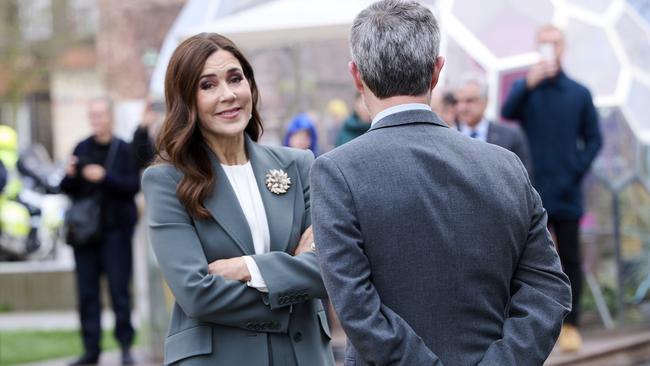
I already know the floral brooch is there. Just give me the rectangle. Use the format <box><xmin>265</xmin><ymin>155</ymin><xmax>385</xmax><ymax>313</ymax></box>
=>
<box><xmin>265</xmin><ymin>169</ymin><xmax>291</xmax><ymax>195</ymax></box>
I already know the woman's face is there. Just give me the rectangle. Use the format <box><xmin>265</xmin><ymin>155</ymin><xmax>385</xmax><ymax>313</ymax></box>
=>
<box><xmin>288</xmin><ymin>129</ymin><xmax>312</xmax><ymax>150</ymax></box>
<box><xmin>196</xmin><ymin>49</ymin><xmax>253</xmax><ymax>141</ymax></box>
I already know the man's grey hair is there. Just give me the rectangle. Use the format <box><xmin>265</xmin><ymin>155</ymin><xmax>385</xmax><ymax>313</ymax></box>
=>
<box><xmin>454</xmin><ymin>73</ymin><xmax>489</xmax><ymax>100</ymax></box>
<box><xmin>350</xmin><ymin>0</ymin><xmax>440</xmax><ymax>99</ymax></box>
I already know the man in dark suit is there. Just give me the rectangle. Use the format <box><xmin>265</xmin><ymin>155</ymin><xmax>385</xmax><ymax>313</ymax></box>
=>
<box><xmin>454</xmin><ymin>74</ymin><xmax>533</xmax><ymax>178</ymax></box>
<box><xmin>310</xmin><ymin>1</ymin><xmax>572</xmax><ymax>365</ymax></box>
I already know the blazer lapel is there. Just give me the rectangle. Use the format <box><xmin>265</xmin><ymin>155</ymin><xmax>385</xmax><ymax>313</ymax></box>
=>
<box><xmin>202</xmin><ymin>147</ymin><xmax>256</xmax><ymax>255</ymax></box>
<box><xmin>246</xmin><ymin>136</ymin><xmax>297</xmax><ymax>253</ymax></box>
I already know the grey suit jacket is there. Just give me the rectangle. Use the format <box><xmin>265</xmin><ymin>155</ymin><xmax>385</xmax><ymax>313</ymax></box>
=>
<box><xmin>487</xmin><ymin>121</ymin><xmax>533</xmax><ymax>180</ymax></box>
<box><xmin>311</xmin><ymin>109</ymin><xmax>571</xmax><ymax>366</ymax></box>
<box><xmin>142</xmin><ymin>136</ymin><xmax>334</xmax><ymax>366</ymax></box>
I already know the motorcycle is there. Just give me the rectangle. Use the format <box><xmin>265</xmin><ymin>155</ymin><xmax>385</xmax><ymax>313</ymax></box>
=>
<box><xmin>0</xmin><ymin>144</ymin><xmax>69</xmax><ymax>261</ymax></box>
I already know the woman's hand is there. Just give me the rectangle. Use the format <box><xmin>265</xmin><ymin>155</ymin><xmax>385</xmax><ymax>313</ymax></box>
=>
<box><xmin>293</xmin><ymin>226</ymin><xmax>314</xmax><ymax>256</ymax></box>
<box><xmin>208</xmin><ymin>257</ymin><xmax>251</xmax><ymax>282</ymax></box>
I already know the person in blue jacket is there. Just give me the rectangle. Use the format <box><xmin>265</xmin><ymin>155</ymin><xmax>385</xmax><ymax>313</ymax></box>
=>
<box><xmin>283</xmin><ymin>112</ymin><xmax>319</xmax><ymax>155</ymax></box>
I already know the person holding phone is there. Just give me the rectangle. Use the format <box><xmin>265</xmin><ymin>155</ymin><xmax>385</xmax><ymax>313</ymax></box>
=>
<box><xmin>502</xmin><ymin>24</ymin><xmax>602</xmax><ymax>353</ymax></box>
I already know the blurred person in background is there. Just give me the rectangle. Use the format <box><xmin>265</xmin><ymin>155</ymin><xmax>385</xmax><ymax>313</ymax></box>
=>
<box><xmin>454</xmin><ymin>74</ymin><xmax>533</xmax><ymax>178</ymax></box>
<box><xmin>283</xmin><ymin>112</ymin><xmax>319</xmax><ymax>155</ymax></box>
<box><xmin>440</xmin><ymin>91</ymin><xmax>458</xmax><ymax>128</ymax></box>
<box><xmin>132</xmin><ymin>100</ymin><xmax>164</xmax><ymax>172</ymax></box>
<box><xmin>430</xmin><ymin>88</ymin><xmax>458</xmax><ymax>128</ymax></box>
<box><xmin>335</xmin><ymin>93</ymin><xmax>371</xmax><ymax>147</ymax></box>
<box><xmin>501</xmin><ymin>24</ymin><xmax>602</xmax><ymax>352</ymax></box>
<box><xmin>320</xmin><ymin>98</ymin><xmax>349</xmax><ymax>152</ymax></box>
<box><xmin>60</xmin><ymin>98</ymin><xmax>140</xmax><ymax>366</ymax></box>
<box><xmin>141</xmin><ymin>33</ymin><xmax>334</xmax><ymax>366</ymax></box>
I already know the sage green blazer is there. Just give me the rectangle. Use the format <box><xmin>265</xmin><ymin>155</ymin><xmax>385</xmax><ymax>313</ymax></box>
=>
<box><xmin>142</xmin><ymin>135</ymin><xmax>334</xmax><ymax>365</ymax></box>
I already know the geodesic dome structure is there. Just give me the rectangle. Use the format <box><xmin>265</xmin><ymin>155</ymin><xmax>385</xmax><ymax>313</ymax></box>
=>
<box><xmin>441</xmin><ymin>0</ymin><xmax>650</xmax><ymax>324</ymax></box>
<box><xmin>441</xmin><ymin>0</ymin><xmax>650</xmax><ymax>179</ymax></box>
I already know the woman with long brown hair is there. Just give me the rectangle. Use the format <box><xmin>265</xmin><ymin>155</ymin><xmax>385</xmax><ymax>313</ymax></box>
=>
<box><xmin>142</xmin><ymin>33</ymin><xmax>334</xmax><ymax>365</ymax></box>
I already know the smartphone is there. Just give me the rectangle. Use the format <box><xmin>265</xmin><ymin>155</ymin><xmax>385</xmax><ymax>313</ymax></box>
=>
<box><xmin>538</xmin><ymin>43</ymin><xmax>555</xmax><ymax>61</ymax></box>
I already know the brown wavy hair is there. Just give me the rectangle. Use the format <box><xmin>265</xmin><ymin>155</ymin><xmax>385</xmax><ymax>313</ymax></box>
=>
<box><xmin>155</xmin><ymin>33</ymin><xmax>263</xmax><ymax>219</ymax></box>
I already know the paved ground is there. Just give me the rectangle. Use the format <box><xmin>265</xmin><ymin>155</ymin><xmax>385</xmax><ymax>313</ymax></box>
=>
<box><xmin>4</xmin><ymin>311</ymin><xmax>650</xmax><ymax>366</ymax></box>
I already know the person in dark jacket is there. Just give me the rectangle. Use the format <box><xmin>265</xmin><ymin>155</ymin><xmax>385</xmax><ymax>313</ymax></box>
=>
<box><xmin>61</xmin><ymin>98</ymin><xmax>140</xmax><ymax>366</ymax></box>
<box><xmin>335</xmin><ymin>93</ymin><xmax>371</xmax><ymax>147</ymax></box>
<box><xmin>501</xmin><ymin>24</ymin><xmax>602</xmax><ymax>352</ymax></box>
<box><xmin>131</xmin><ymin>100</ymin><xmax>164</xmax><ymax>172</ymax></box>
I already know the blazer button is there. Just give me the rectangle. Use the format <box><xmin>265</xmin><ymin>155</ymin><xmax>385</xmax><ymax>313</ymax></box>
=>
<box><xmin>293</xmin><ymin>332</ymin><xmax>303</xmax><ymax>342</ymax></box>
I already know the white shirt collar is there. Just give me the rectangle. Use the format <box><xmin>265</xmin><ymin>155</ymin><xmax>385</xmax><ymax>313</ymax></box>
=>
<box><xmin>458</xmin><ymin>118</ymin><xmax>490</xmax><ymax>142</ymax></box>
<box><xmin>371</xmin><ymin>103</ymin><xmax>432</xmax><ymax>127</ymax></box>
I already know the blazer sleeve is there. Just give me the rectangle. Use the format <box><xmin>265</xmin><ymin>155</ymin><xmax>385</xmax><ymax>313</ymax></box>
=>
<box><xmin>142</xmin><ymin>166</ymin><xmax>290</xmax><ymax>332</ymax></box>
<box><xmin>250</xmin><ymin>150</ymin><xmax>329</xmax><ymax>309</ymax></box>
<box><xmin>478</xmin><ymin>159</ymin><xmax>571</xmax><ymax>366</ymax></box>
<box><xmin>311</xmin><ymin>155</ymin><xmax>443</xmax><ymax>366</ymax></box>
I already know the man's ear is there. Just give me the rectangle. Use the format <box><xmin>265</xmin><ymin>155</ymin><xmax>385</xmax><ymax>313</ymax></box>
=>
<box><xmin>349</xmin><ymin>61</ymin><xmax>365</xmax><ymax>93</ymax></box>
<box><xmin>430</xmin><ymin>56</ymin><xmax>446</xmax><ymax>89</ymax></box>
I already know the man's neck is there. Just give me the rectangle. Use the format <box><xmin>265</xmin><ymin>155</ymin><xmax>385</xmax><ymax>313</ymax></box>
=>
<box><xmin>365</xmin><ymin>94</ymin><xmax>431</xmax><ymax>120</ymax></box>
<box><xmin>94</xmin><ymin>132</ymin><xmax>113</xmax><ymax>145</ymax></box>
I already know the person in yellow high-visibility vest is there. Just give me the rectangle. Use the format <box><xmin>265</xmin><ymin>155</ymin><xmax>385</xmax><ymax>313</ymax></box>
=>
<box><xmin>0</xmin><ymin>125</ymin><xmax>21</xmax><ymax>198</ymax></box>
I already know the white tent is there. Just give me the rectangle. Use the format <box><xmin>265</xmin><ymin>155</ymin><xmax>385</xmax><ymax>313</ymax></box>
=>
<box><xmin>182</xmin><ymin>0</ymin><xmax>378</xmax><ymax>50</ymax></box>
<box><xmin>149</xmin><ymin>0</ymin><xmax>224</xmax><ymax>98</ymax></box>
<box><xmin>150</xmin><ymin>0</ymin><xmax>439</xmax><ymax>98</ymax></box>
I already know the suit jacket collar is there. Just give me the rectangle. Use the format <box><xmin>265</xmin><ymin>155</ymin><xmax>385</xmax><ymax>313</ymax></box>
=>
<box><xmin>202</xmin><ymin>134</ymin><xmax>297</xmax><ymax>255</ymax></box>
<box><xmin>368</xmin><ymin>109</ymin><xmax>448</xmax><ymax>132</ymax></box>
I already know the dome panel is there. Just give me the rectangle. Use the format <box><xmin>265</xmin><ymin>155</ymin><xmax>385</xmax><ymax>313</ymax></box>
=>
<box><xmin>592</xmin><ymin>107</ymin><xmax>639</xmax><ymax>185</ymax></box>
<box><xmin>624</xmin><ymin>79</ymin><xmax>650</xmax><ymax>137</ymax></box>
<box><xmin>616</xmin><ymin>7</ymin><xmax>650</xmax><ymax>71</ymax></box>
<box><xmin>443</xmin><ymin>36</ymin><xmax>486</xmax><ymax>85</ymax></box>
<box><xmin>564</xmin><ymin>19</ymin><xmax>621</xmax><ymax>96</ymax></box>
<box><xmin>566</xmin><ymin>0</ymin><xmax>613</xmax><ymax>14</ymax></box>
<box><xmin>451</xmin><ymin>0</ymin><xmax>553</xmax><ymax>58</ymax></box>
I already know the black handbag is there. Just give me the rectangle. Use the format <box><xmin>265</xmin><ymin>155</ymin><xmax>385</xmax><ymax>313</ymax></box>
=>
<box><xmin>65</xmin><ymin>139</ymin><xmax>119</xmax><ymax>248</ymax></box>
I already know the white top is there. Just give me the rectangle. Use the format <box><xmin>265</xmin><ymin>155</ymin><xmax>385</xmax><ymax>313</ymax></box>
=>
<box><xmin>371</xmin><ymin>103</ymin><xmax>432</xmax><ymax>127</ymax></box>
<box><xmin>458</xmin><ymin>118</ymin><xmax>490</xmax><ymax>142</ymax></box>
<box><xmin>221</xmin><ymin>162</ymin><xmax>269</xmax><ymax>292</ymax></box>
